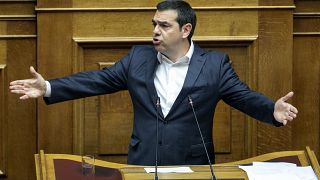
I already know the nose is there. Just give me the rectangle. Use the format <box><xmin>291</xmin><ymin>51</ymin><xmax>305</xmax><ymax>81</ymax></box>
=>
<box><xmin>153</xmin><ymin>25</ymin><xmax>160</xmax><ymax>36</ymax></box>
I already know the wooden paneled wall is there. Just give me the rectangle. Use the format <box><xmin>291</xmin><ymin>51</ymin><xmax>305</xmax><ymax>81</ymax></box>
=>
<box><xmin>0</xmin><ymin>0</ymin><xmax>37</xmax><ymax>179</ymax></box>
<box><xmin>293</xmin><ymin>0</ymin><xmax>320</xmax><ymax>159</ymax></box>
<box><xmin>0</xmin><ymin>0</ymin><xmax>319</xmax><ymax>179</ymax></box>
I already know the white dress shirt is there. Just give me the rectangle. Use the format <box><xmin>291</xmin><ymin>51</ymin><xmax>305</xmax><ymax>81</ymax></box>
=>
<box><xmin>45</xmin><ymin>41</ymin><xmax>195</xmax><ymax>118</ymax></box>
<box><xmin>154</xmin><ymin>41</ymin><xmax>194</xmax><ymax>117</ymax></box>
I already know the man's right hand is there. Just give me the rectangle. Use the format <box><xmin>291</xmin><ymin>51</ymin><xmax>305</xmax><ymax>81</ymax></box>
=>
<box><xmin>9</xmin><ymin>66</ymin><xmax>46</xmax><ymax>100</ymax></box>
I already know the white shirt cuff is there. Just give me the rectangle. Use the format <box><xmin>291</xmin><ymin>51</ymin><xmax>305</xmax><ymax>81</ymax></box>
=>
<box><xmin>44</xmin><ymin>81</ymin><xmax>51</xmax><ymax>97</ymax></box>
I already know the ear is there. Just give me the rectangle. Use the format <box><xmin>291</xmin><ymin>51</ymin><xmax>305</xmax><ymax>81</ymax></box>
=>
<box><xmin>181</xmin><ymin>23</ymin><xmax>192</xmax><ymax>39</ymax></box>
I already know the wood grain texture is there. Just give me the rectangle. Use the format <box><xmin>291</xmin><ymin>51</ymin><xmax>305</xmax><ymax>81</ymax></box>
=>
<box><xmin>2</xmin><ymin>0</ymin><xmax>319</xmax><ymax>179</ymax></box>
<box><xmin>292</xmin><ymin>0</ymin><xmax>320</xmax><ymax>159</ymax></box>
<box><xmin>256</xmin><ymin>9</ymin><xmax>293</xmax><ymax>155</ymax></box>
<box><xmin>37</xmin><ymin>13</ymin><xmax>73</xmax><ymax>153</ymax></box>
<box><xmin>293</xmin><ymin>35</ymin><xmax>320</xmax><ymax>157</ymax></box>
<box><xmin>0</xmin><ymin>65</ymin><xmax>7</xmax><ymax>176</ymax></box>
<box><xmin>294</xmin><ymin>0</ymin><xmax>320</xmax><ymax>12</ymax></box>
<box><xmin>0</xmin><ymin>2</ymin><xmax>35</xmax><ymax>15</ymax></box>
<box><xmin>6</xmin><ymin>39</ymin><xmax>36</xmax><ymax>180</ymax></box>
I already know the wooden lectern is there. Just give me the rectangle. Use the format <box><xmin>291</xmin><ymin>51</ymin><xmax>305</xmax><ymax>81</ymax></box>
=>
<box><xmin>35</xmin><ymin>147</ymin><xmax>320</xmax><ymax>180</ymax></box>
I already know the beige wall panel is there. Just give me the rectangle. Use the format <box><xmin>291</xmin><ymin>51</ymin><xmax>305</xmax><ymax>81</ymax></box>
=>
<box><xmin>0</xmin><ymin>2</ymin><xmax>35</xmax><ymax>15</ymax></box>
<box><xmin>293</xmin><ymin>35</ymin><xmax>320</xmax><ymax>158</ymax></box>
<box><xmin>73</xmin><ymin>11</ymin><xmax>258</xmax><ymax>37</ymax></box>
<box><xmin>72</xmin><ymin>0</ymin><xmax>258</xmax><ymax>8</ymax></box>
<box><xmin>37</xmin><ymin>13</ymin><xmax>74</xmax><ymax>153</ymax></box>
<box><xmin>7</xmin><ymin>39</ymin><xmax>36</xmax><ymax>180</ymax></box>
<box><xmin>257</xmin><ymin>10</ymin><xmax>293</xmax><ymax>155</ymax></box>
<box><xmin>294</xmin><ymin>0</ymin><xmax>320</xmax><ymax>12</ymax></box>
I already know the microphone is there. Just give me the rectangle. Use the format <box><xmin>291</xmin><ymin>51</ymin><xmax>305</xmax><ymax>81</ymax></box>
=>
<box><xmin>154</xmin><ymin>97</ymin><xmax>161</xmax><ymax>180</ymax></box>
<box><xmin>188</xmin><ymin>95</ymin><xmax>216</xmax><ymax>180</ymax></box>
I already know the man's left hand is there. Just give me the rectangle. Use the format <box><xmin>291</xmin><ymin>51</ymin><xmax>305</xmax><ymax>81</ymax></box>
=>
<box><xmin>273</xmin><ymin>91</ymin><xmax>298</xmax><ymax>125</ymax></box>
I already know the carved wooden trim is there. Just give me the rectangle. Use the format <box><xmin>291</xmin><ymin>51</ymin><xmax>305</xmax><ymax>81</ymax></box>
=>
<box><xmin>0</xmin><ymin>0</ymin><xmax>35</xmax><ymax>2</ymax></box>
<box><xmin>73</xmin><ymin>36</ymin><xmax>258</xmax><ymax>44</ymax></box>
<box><xmin>0</xmin><ymin>15</ymin><xmax>36</xmax><ymax>21</ymax></box>
<box><xmin>35</xmin><ymin>6</ymin><xmax>296</xmax><ymax>12</ymax></box>
<box><xmin>72</xmin><ymin>40</ymin><xmax>85</xmax><ymax>155</ymax></box>
<box><xmin>293</xmin><ymin>32</ymin><xmax>320</xmax><ymax>36</ymax></box>
<box><xmin>0</xmin><ymin>35</ymin><xmax>37</xmax><ymax>39</ymax></box>
<box><xmin>294</xmin><ymin>12</ymin><xmax>320</xmax><ymax>18</ymax></box>
<box><xmin>0</xmin><ymin>64</ymin><xmax>7</xmax><ymax>177</ymax></box>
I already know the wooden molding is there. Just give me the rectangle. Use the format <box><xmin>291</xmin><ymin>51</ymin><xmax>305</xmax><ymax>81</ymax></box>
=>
<box><xmin>294</xmin><ymin>12</ymin><xmax>320</xmax><ymax>18</ymax></box>
<box><xmin>73</xmin><ymin>36</ymin><xmax>258</xmax><ymax>44</ymax></box>
<box><xmin>0</xmin><ymin>0</ymin><xmax>35</xmax><ymax>2</ymax></box>
<box><xmin>0</xmin><ymin>15</ymin><xmax>36</xmax><ymax>21</ymax></box>
<box><xmin>293</xmin><ymin>32</ymin><xmax>320</xmax><ymax>36</ymax></box>
<box><xmin>35</xmin><ymin>6</ymin><xmax>296</xmax><ymax>12</ymax></box>
<box><xmin>0</xmin><ymin>64</ymin><xmax>7</xmax><ymax>177</ymax></box>
<box><xmin>0</xmin><ymin>35</ymin><xmax>36</xmax><ymax>39</ymax></box>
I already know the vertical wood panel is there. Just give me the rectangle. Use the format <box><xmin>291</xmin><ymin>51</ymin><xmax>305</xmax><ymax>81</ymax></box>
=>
<box><xmin>0</xmin><ymin>65</ymin><xmax>7</xmax><ymax>176</ymax></box>
<box><xmin>7</xmin><ymin>38</ymin><xmax>36</xmax><ymax>180</ymax></box>
<box><xmin>37</xmin><ymin>13</ymin><xmax>73</xmax><ymax>153</ymax></box>
<box><xmin>292</xmin><ymin>0</ymin><xmax>320</xmax><ymax>159</ymax></box>
<box><xmin>293</xmin><ymin>35</ymin><xmax>320</xmax><ymax>157</ymax></box>
<box><xmin>0</xmin><ymin>1</ymin><xmax>37</xmax><ymax>179</ymax></box>
<box><xmin>257</xmin><ymin>9</ymin><xmax>293</xmax><ymax>154</ymax></box>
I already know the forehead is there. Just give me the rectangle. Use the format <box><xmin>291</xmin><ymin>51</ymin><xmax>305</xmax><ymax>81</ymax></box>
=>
<box><xmin>153</xmin><ymin>10</ymin><xmax>178</xmax><ymax>22</ymax></box>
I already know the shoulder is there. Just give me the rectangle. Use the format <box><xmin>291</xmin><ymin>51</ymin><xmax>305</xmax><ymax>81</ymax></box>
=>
<box><xmin>130</xmin><ymin>45</ymin><xmax>157</xmax><ymax>56</ymax></box>
<box><xmin>194</xmin><ymin>44</ymin><xmax>228</xmax><ymax>62</ymax></box>
<box><xmin>204</xmin><ymin>50</ymin><xmax>228</xmax><ymax>61</ymax></box>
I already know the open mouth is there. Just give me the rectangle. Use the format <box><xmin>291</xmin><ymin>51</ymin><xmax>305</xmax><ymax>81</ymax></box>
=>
<box><xmin>152</xmin><ymin>38</ymin><xmax>161</xmax><ymax>45</ymax></box>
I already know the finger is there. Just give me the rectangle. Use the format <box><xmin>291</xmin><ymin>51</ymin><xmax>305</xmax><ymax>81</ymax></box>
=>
<box><xmin>10</xmin><ymin>89</ymin><xmax>26</xmax><ymax>94</ymax></box>
<box><xmin>288</xmin><ymin>111</ymin><xmax>297</xmax><ymax>118</ymax></box>
<box><xmin>282</xmin><ymin>119</ymin><xmax>287</xmax><ymax>125</ymax></box>
<box><xmin>284</xmin><ymin>112</ymin><xmax>293</xmax><ymax>121</ymax></box>
<box><xmin>281</xmin><ymin>91</ymin><xmax>294</xmax><ymax>102</ymax></box>
<box><xmin>30</xmin><ymin>66</ymin><xmax>40</xmax><ymax>79</ymax></box>
<box><xmin>290</xmin><ymin>105</ymin><xmax>298</xmax><ymax>114</ymax></box>
<box><xmin>10</xmin><ymin>80</ymin><xmax>26</xmax><ymax>86</ymax></box>
<box><xmin>9</xmin><ymin>85</ymin><xmax>24</xmax><ymax>90</ymax></box>
<box><xmin>20</xmin><ymin>95</ymin><xmax>29</xmax><ymax>100</ymax></box>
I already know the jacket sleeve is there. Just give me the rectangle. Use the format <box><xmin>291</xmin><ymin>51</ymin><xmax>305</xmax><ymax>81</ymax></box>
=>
<box><xmin>43</xmin><ymin>46</ymin><xmax>136</xmax><ymax>104</ymax></box>
<box><xmin>218</xmin><ymin>54</ymin><xmax>282</xmax><ymax>126</ymax></box>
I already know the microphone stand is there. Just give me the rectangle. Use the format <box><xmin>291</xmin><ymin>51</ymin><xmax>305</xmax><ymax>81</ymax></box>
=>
<box><xmin>188</xmin><ymin>96</ymin><xmax>216</xmax><ymax>180</ymax></box>
<box><xmin>155</xmin><ymin>97</ymin><xmax>160</xmax><ymax>180</ymax></box>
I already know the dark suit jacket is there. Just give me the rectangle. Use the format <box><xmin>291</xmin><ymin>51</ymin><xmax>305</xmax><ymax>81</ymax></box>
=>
<box><xmin>44</xmin><ymin>45</ymin><xmax>281</xmax><ymax>166</ymax></box>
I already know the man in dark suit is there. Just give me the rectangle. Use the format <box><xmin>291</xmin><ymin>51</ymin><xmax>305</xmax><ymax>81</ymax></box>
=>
<box><xmin>10</xmin><ymin>1</ymin><xmax>298</xmax><ymax>166</ymax></box>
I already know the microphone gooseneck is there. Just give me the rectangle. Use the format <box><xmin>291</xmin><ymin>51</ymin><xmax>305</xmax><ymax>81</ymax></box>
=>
<box><xmin>155</xmin><ymin>97</ymin><xmax>160</xmax><ymax>180</ymax></box>
<box><xmin>188</xmin><ymin>96</ymin><xmax>216</xmax><ymax>180</ymax></box>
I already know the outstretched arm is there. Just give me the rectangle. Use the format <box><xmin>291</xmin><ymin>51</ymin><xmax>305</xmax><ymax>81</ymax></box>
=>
<box><xmin>273</xmin><ymin>91</ymin><xmax>298</xmax><ymax>125</ymax></box>
<box><xmin>9</xmin><ymin>66</ymin><xmax>46</xmax><ymax>100</ymax></box>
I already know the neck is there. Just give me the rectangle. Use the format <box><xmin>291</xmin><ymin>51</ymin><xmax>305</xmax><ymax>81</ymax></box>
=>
<box><xmin>165</xmin><ymin>40</ymin><xmax>190</xmax><ymax>62</ymax></box>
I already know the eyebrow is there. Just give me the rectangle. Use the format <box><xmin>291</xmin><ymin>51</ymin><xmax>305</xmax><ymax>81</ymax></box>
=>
<box><xmin>152</xmin><ymin>19</ymin><xmax>170</xmax><ymax>25</ymax></box>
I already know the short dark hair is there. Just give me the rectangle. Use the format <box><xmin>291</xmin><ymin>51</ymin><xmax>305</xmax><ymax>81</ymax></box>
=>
<box><xmin>156</xmin><ymin>0</ymin><xmax>196</xmax><ymax>43</ymax></box>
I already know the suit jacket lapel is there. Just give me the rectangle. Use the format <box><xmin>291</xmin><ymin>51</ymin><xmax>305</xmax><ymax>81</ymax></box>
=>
<box><xmin>166</xmin><ymin>45</ymin><xmax>207</xmax><ymax>119</ymax></box>
<box><xmin>145</xmin><ymin>50</ymin><xmax>165</xmax><ymax>119</ymax></box>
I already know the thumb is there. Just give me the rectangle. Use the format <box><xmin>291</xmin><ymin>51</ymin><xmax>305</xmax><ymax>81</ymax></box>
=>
<box><xmin>281</xmin><ymin>91</ymin><xmax>294</xmax><ymax>102</ymax></box>
<box><xmin>29</xmin><ymin>66</ymin><xmax>40</xmax><ymax>79</ymax></box>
